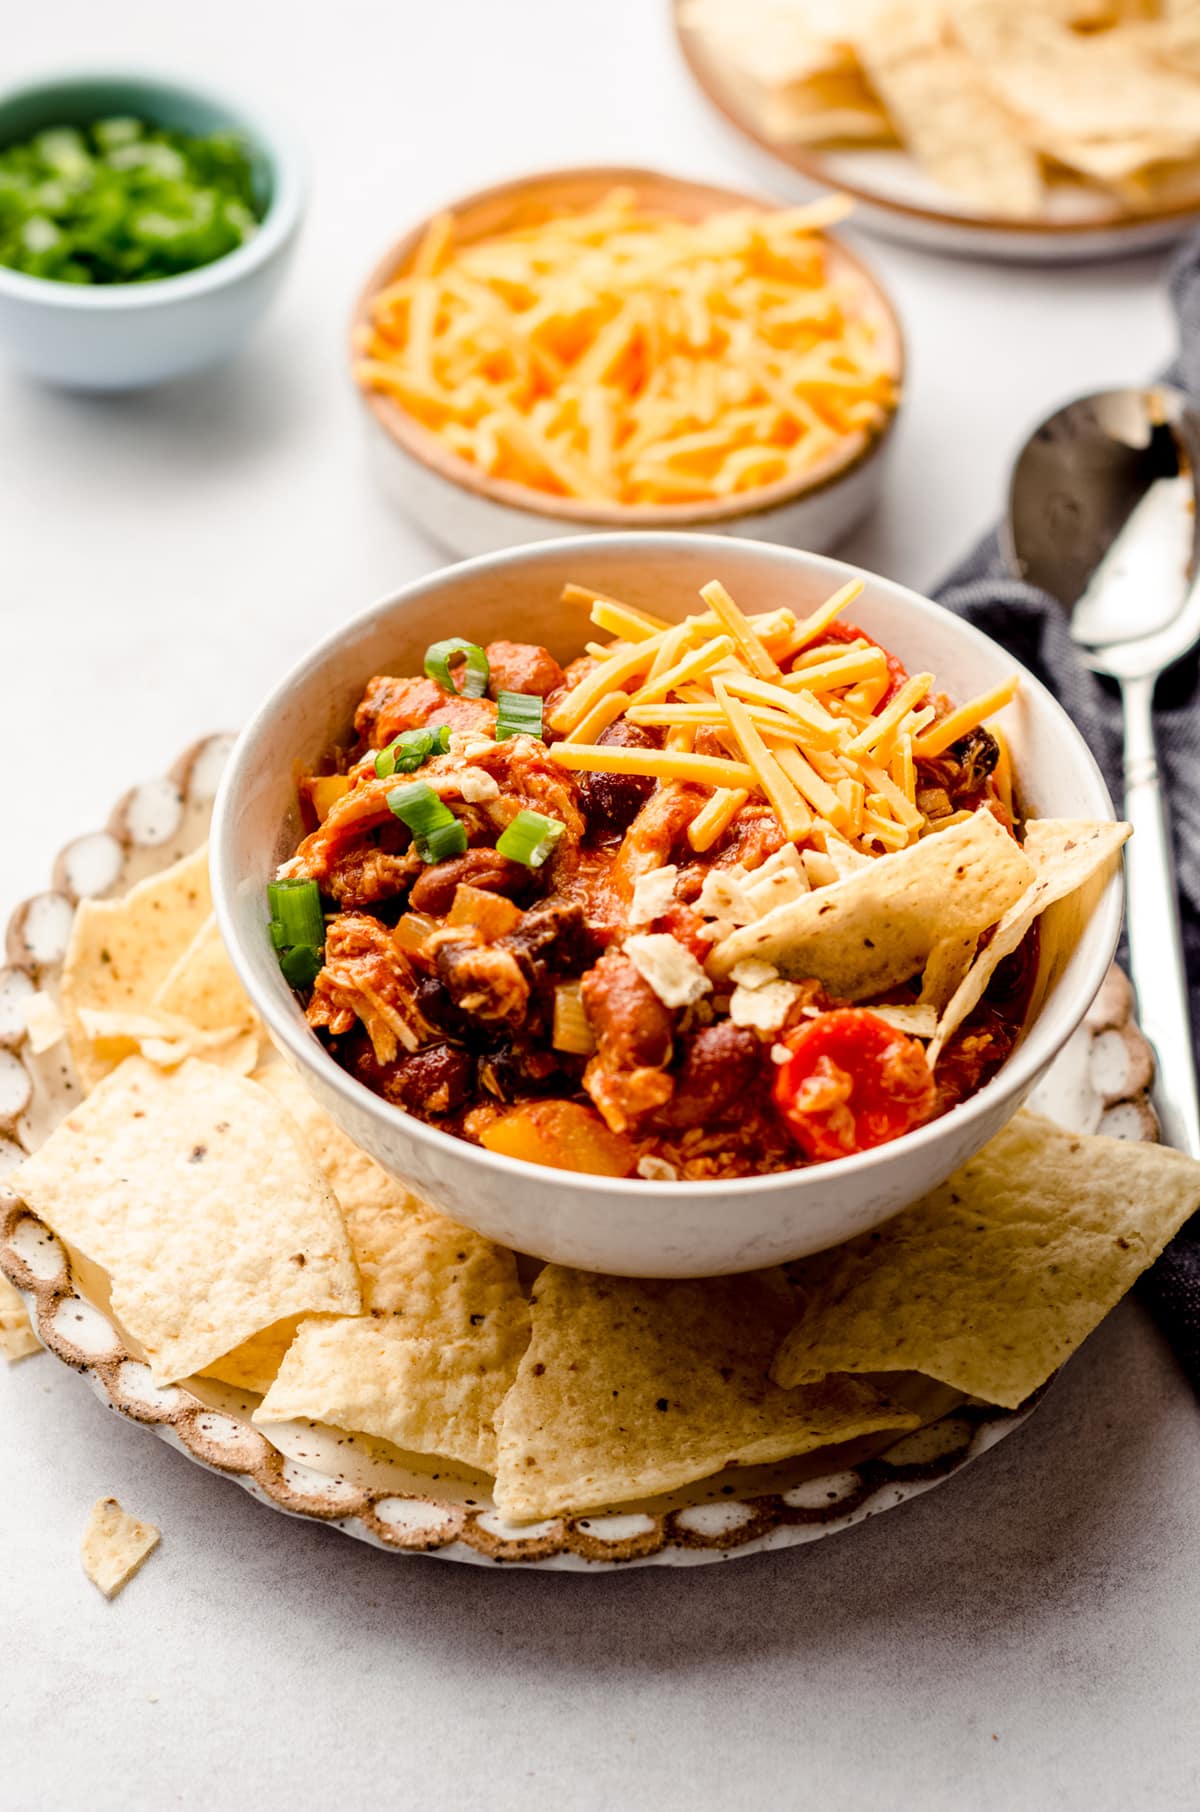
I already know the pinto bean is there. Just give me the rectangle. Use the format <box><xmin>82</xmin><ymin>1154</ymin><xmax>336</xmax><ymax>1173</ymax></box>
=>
<box><xmin>581</xmin><ymin>950</ymin><xmax>673</xmax><ymax>1071</ymax></box>
<box><xmin>409</xmin><ymin>849</ymin><xmax>535</xmax><ymax>917</ymax></box>
<box><xmin>658</xmin><ymin>1022</ymin><xmax>762</xmax><ymax>1131</ymax></box>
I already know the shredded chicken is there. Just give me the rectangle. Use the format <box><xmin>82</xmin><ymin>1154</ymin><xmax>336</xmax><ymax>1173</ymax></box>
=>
<box><xmin>307</xmin><ymin>913</ymin><xmax>434</xmax><ymax>1065</ymax></box>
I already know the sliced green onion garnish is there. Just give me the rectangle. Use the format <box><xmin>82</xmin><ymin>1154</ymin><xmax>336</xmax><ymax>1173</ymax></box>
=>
<box><xmin>268</xmin><ymin>879</ymin><xmax>325</xmax><ymax>991</ymax></box>
<box><xmin>495</xmin><ymin>809</ymin><xmax>565</xmax><ymax>868</ymax></box>
<box><xmin>267</xmin><ymin>877</ymin><xmax>325</xmax><ymax>947</ymax></box>
<box><xmin>375</xmin><ymin>723</ymin><xmax>453</xmax><ymax>777</ymax></box>
<box><xmin>386</xmin><ymin>779</ymin><xmax>468</xmax><ymax>862</ymax></box>
<box><xmin>495</xmin><ymin>691</ymin><xmax>544</xmax><ymax>742</ymax></box>
<box><xmin>279</xmin><ymin>945</ymin><xmax>324</xmax><ymax>989</ymax></box>
<box><xmin>418</xmin><ymin>818</ymin><xmax>468</xmax><ymax>862</ymax></box>
<box><xmin>424</xmin><ymin>638</ymin><xmax>490</xmax><ymax>699</ymax></box>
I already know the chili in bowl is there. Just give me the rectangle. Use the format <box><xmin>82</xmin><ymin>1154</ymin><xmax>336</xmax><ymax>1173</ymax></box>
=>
<box><xmin>211</xmin><ymin>534</ymin><xmax>1125</xmax><ymax>1278</ymax></box>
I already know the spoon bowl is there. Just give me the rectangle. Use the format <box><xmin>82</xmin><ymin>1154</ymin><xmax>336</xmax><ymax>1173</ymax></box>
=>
<box><xmin>1006</xmin><ymin>384</ymin><xmax>1200</xmax><ymax>1158</ymax></box>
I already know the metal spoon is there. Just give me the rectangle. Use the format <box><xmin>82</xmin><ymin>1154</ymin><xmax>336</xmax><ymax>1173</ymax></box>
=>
<box><xmin>1005</xmin><ymin>384</ymin><xmax>1200</xmax><ymax>1158</ymax></box>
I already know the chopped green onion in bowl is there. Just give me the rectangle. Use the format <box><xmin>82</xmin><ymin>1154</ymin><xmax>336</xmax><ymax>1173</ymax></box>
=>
<box><xmin>0</xmin><ymin>116</ymin><xmax>264</xmax><ymax>284</ymax></box>
<box><xmin>495</xmin><ymin>809</ymin><xmax>565</xmax><ymax>868</ymax></box>
<box><xmin>386</xmin><ymin>778</ymin><xmax>468</xmax><ymax>862</ymax></box>
<box><xmin>424</xmin><ymin>638</ymin><xmax>490</xmax><ymax>699</ymax></box>
<box><xmin>267</xmin><ymin>877</ymin><xmax>325</xmax><ymax>992</ymax></box>
<box><xmin>495</xmin><ymin>691</ymin><xmax>544</xmax><ymax>742</ymax></box>
<box><xmin>374</xmin><ymin>723</ymin><xmax>451</xmax><ymax>778</ymax></box>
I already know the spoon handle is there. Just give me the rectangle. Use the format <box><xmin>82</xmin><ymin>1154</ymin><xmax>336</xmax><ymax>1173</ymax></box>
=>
<box><xmin>1120</xmin><ymin>672</ymin><xmax>1200</xmax><ymax>1158</ymax></box>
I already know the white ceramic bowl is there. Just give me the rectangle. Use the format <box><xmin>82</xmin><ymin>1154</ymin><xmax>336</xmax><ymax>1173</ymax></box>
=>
<box><xmin>0</xmin><ymin>69</ymin><xmax>305</xmax><ymax>390</ymax></box>
<box><xmin>352</xmin><ymin>168</ymin><xmax>902</xmax><ymax>558</ymax></box>
<box><xmin>211</xmin><ymin>535</ymin><xmax>1123</xmax><ymax>1278</ymax></box>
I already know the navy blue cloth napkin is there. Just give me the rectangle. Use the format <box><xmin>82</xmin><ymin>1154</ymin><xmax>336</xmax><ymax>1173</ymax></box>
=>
<box><xmin>931</xmin><ymin>230</ymin><xmax>1200</xmax><ymax>1392</ymax></box>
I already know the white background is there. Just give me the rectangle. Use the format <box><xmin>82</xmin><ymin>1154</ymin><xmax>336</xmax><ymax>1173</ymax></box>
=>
<box><xmin>1</xmin><ymin>4</ymin><xmax>1195</xmax><ymax>1809</ymax></box>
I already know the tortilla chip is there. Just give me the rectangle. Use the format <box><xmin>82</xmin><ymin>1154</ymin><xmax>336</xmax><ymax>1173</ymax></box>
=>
<box><xmin>81</xmin><ymin>1496</ymin><xmax>160</xmax><ymax>1599</ymax></box>
<box><xmin>11</xmin><ymin>1057</ymin><xmax>360</xmax><ymax>1384</ymax></box>
<box><xmin>75</xmin><ymin>1007</ymin><xmax>257</xmax><ymax>1078</ymax></box>
<box><xmin>61</xmin><ymin>845</ymin><xmax>214</xmax><ymax>1090</ymax></box>
<box><xmin>245</xmin><ymin>1056</ymin><xmax>529</xmax><ymax>1451</ymax></box>
<box><xmin>201</xmin><ymin>1318</ymin><xmax>303</xmax><ymax>1395</ymax></box>
<box><xmin>0</xmin><ymin>1273</ymin><xmax>40</xmax><ymax>1362</ymax></box>
<box><xmin>151</xmin><ymin>913</ymin><xmax>258</xmax><ymax>1035</ymax></box>
<box><xmin>709</xmin><ymin>808</ymin><xmax>1034</xmax><ymax>997</ymax></box>
<box><xmin>253</xmin><ymin>1061</ymin><xmax>428</xmax><ymax>1306</ymax></box>
<box><xmin>20</xmin><ymin>990</ymin><xmax>64</xmax><ymax>1055</ymax></box>
<box><xmin>774</xmin><ymin>1112</ymin><xmax>1200</xmax><ymax>1408</ymax></box>
<box><xmin>954</xmin><ymin>4</ymin><xmax>1200</xmax><ymax>148</ymax></box>
<box><xmin>492</xmin><ymin>1267</ymin><xmax>918</xmax><ymax>1520</ymax></box>
<box><xmin>254</xmin><ymin>1300</ymin><xmax>530</xmax><ymax>1475</ymax></box>
<box><xmin>858</xmin><ymin>7</ymin><xmax>1044</xmax><ymax>217</ymax></box>
<box><xmin>928</xmin><ymin>818</ymin><xmax>1130</xmax><ymax>1066</ymax></box>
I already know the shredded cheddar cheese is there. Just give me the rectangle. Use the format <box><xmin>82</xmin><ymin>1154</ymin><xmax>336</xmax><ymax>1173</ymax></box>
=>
<box><xmin>541</xmin><ymin>574</ymin><xmax>1020</xmax><ymax>883</ymax></box>
<box><xmin>356</xmin><ymin>191</ymin><xmax>897</xmax><ymax>508</ymax></box>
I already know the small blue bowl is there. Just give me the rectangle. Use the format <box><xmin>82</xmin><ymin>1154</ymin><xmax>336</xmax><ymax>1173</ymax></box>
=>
<box><xmin>0</xmin><ymin>69</ymin><xmax>306</xmax><ymax>390</ymax></box>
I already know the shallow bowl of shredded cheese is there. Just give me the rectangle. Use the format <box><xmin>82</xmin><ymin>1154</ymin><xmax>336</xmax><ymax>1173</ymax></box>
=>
<box><xmin>349</xmin><ymin>166</ymin><xmax>903</xmax><ymax>557</ymax></box>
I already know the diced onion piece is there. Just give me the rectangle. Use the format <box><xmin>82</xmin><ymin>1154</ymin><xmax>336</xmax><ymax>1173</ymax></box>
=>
<box><xmin>393</xmin><ymin>911</ymin><xmax>437</xmax><ymax>953</ymax></box>
<box><xmin>423</xmin><ymin>637</ymin><xmax>490</xmax><ymax>699</ymax></box>
<box><xmin>552</xmin><ymin>982</ymin><xmax>596</xmax><ymax>1055</ymax></box>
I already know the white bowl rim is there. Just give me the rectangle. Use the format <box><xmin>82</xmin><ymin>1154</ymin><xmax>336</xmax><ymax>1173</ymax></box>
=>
<box><xmin>211</xmin><ymin>531</ymin><xmax>1124</xmax><ymax>1201</ymax></box>
<box><xmin>0</xmin><ymin>64</ymin><xmax>306</xmax><ymax>310</ymax></box>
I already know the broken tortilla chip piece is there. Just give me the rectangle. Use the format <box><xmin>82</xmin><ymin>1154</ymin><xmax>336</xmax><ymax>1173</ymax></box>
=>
<box><xmin>247</xmin><ymin>1054</ymin><xmax>530</xmax><ymax>1457</ymax></box>
<box><xmin>11</xmin><ymin>1057</ymin><xmax>360</xmax><ymax>1384</ymax></box>
<box><xmin>254</xmin><ymin>1294</ymin><xmax>530</xmax><ymax>1476</ymax></box>
<box><xmin>709</xmin><ymin>807</ymin><xmax>1033</xmax><ymax>996</ymax></box>
<box><xmin>151</xmin><ymin>913</ymin><xmax>258</xmax><ymax>1035</ymax></box>
<box><xmin>201</xmin><ymin>1317</ymin><xmax>303</xmax><ymax>1395</ymax></box>
<box><xmin>927</xmin><ymin>818</ymin><xmax>1130</xmax><ymax>1067</ymax></box>
<box><xmin>75</xmin><ymin>1007</ymin><xmax>257</xmax><ymax>1079</ymax></box>
<box><xmin>0</xmin><ymin>1273</ymin><xmax>40</xmax><ymax>1362</ymax></box>
<box><xmin>492</xmin><ymin>1266</ymin><xmax>918</xmax><ymax>1520</ymax></box>
<box><xmin>61</xmin><ymin>845</ymin><xmax>215</xmax><ymax>1090</ymax></box>
<box><xmin>774</xmin><ymin>1112</ymin><xmax>1200</xmax><ymax>1408</ymax></box>
<box><xmin>857</xmin><ymin>7</ymin><xmax>1044</xmax><ymax>217</ymax></box>
<box><xmin>81</xmin><ymin>1497</ymin><xmax>160</xmax><ymax>1599</ymax></box>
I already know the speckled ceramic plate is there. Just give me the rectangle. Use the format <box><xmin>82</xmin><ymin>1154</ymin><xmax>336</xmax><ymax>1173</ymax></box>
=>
<box><xmin>0</xmin><ymin>736</ymin><xmax>1156</xmax><ymax>1568</ymax></box>
<box><xmin>673</xmin><ymin>5</ymin><xmax>1200</xmax><ymax>265</ymax></box>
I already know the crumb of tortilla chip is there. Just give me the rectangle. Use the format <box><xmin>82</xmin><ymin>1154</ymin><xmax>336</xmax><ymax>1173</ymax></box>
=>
<box><xmin>81</xmin><ymin>1497</ymin><xmax>160</xmax><ymax>1599</ymax></box>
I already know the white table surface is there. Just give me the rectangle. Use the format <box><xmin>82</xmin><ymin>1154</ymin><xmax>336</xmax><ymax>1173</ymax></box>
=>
<box><xmin>2</xmin><ymin>4</ymin><xmax>1196</xmax><ymax>1808</ymax></box>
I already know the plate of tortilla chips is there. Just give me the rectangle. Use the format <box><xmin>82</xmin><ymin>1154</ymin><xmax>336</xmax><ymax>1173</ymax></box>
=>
<box><xmin>0</xmin><ymin>734</ymin><xmax>1195</xmax><ymax>1565</ymax></box>
<box><xmin>675</xmin><ymin>0</ymin><xmax>1200</xmax><ymax>260</ymax></box>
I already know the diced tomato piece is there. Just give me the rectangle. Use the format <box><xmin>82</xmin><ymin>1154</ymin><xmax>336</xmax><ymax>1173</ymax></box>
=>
<box><xmin>773</xmin><ymin>1008</ymin><xmax>937</xmax><ymax>1161</ymax></box>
